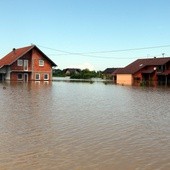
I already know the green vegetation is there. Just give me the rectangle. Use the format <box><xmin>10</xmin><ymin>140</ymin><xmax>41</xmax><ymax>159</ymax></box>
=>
<box><xmin>53</xmin><ymin>69</ymin><xmax>65</xmax><ymax>77</ymax></box>
<box><xmin>70</xmin><ymin>69</ymin><xmax>102</xmax><ymax>79</ymax></box>
<box><xmin>53</xmin><ymin>68</ymin><xmax>102</xmax><ymax>79</ymax></box>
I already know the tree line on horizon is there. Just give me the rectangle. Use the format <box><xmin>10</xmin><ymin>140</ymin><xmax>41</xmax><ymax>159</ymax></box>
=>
<box><xmin>53</xmin><ymin>68</ymin><xmax>103</xmax><ymax>79</ymax></box>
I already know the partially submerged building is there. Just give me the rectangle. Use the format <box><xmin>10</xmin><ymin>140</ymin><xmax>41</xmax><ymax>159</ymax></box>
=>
<box><xmin>63</xmin><ymin>68</ymin><xmax>81</xmax><ymax>76</ymax></box>
<box><xmin>102</xmin><ymin>68</ymin><xmax>118</xmax><ymax>80</ymax></box>
<box><xmin>0</xmin><ymin>45</ymin><xmax>57</xmax><ymax>81</ymax></box>
<box><xmin>116</xmin><ymin>57</ymin><xmax>170</xmax><ymax>86</ymax></box>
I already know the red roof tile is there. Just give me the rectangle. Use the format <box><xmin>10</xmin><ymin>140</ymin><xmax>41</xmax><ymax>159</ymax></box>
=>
<box><xmin>103</xmin><ymin>68</ymin><xmax>118</xmax><ymax>74</ymax></box>
<box><xmin>0</xmin><ymin>45</ymin><xmax>57</xmax><ymax>68</ymax></box>
<box><xmin>0</xmin><ymin>46</ymin><xmax>33</xmax><ymax>68</ymax></box>
<box><xmin>142</xmin><ymin>69</ymin><xmax>155</xmax><ymax>74</ymax></box>
<box><xmin>112</xmin><ymin>68</ymin><xmax>123</xmax><ymax>75</ymax></box>
<box><xmin>157</xmin><ymin>70</ymin><xmax>170</xmax><ymax>75</ymax></box>
<box><xmin>116</xmin><ymin>57</ymin><xmax>170</xmax><ymax>74</ymax></box>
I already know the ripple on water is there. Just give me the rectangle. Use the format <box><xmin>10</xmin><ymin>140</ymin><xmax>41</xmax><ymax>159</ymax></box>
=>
<box><xmin>0</xmin><ymin>82</ymin><xmax>170</xmax><ymax>170</ymax></box>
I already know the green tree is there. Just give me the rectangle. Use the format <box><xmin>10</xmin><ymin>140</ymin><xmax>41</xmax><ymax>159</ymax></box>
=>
<box><xmin>70</xmin><ymin>69</ymin><xmax>101</xmax><ymax>79</ymax></box>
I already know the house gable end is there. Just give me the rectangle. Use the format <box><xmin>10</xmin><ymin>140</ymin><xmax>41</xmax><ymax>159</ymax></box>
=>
<box><xmin>0</xmin><ymin>45</ymin><xmax>57</xmax><ymax>69</ymax></box>
<box><xmin>33</xmin><ymin>46</ymin><xmax>57</xmax><ymax>67</ymax></box>
<box><xmin>0</xmin><ymin>46</ymin><xmax>34</xmax><ymax>68</ymax></box>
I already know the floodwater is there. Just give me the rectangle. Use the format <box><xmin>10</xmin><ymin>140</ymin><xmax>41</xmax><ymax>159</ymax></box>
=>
<box><xmin>0</xmin><ymin>80</ymin><xmax>170</xmax><ymax>170</ymax></box>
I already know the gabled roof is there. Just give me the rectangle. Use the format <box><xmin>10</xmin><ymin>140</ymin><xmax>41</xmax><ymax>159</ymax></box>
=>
<box><xmin>116</xmin><ymin>57</ymin><xmax>170</xmax><ymax>74</ymax></box>
<box><xmin>63</xmin><ymin>68</ymin><xmax>81</xmax><ymax>72</ymax></box>
<box><xmin>103</xmin><ymin>68</ymin><xmax>118</xmax><ymax>74</ymax></box>
<box><xmin>0</xmin><ymin>45</ymin><xmax>57</xmax><ymax>68</ymax></box>
<box><xmin>112</xmin><ymin>68</ymin><xmax>123</xmax><ymax>75</ymax></box>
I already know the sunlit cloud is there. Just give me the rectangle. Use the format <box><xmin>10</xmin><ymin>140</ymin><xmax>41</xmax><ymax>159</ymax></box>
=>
<box><xmin>68</xmin><ymin>62</ymin><xmax>95</xmax><ymax>71</ymax></box>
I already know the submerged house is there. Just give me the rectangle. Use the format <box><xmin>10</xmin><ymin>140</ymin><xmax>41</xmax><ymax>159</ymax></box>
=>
<box><xmin>116</xmin><ymin>57</ymin><xmax>170</xmax><ymax>86</ymax></box>
<box><xmin>63</xmin><ymin>68</ymin><xmax>81</xmax><ymax>76</ymax></box>
<box><xmin>102</xmin><ymin>68</ymin><xmax>118</xmax><ymax>80</ymax></box>
<box><xmin>0</xmin><ymin>45</ymin><xmax>57</xmax><ymax>81</ymax></box>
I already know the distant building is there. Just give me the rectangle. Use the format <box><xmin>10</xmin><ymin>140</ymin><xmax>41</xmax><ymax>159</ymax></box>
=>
<box><xmin>102</xmin><ymin>68</ymin><xmax>118</xmax><ymax>80</ymax></box>
<box><xmin>0</xmin><ymin>45</ymin><xmax>57</xmax><ymax>81</ymax></box>
<box><xmin>115</xmin><ymin>57</ymin><xmax>170</xmax><ymax>86</ymax></box>
<box><xmin>63</xmin><ymin>68</ymin><xmax>81</xmax><ymax>76</ymax></box>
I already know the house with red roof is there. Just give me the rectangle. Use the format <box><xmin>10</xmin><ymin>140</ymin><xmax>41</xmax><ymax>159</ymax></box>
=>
<box><xmin>0</xmin><ymin>45</ymin><xmax>57</xmax><ymax>81</ymax></box>
<box><xmin>102</xmin><ymin>68</ymin><xmax>119</xmax><ymax>80</ymax></box>
<box><xmin>115</xmin><ymin>57</ymin><xmax>170</xmax><ymax>86</ymax></box>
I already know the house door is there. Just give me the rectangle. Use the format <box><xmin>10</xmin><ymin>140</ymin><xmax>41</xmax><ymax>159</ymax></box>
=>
<box><xmin>24</xmin><ymin>73</ymin><xmax>28</xmax><ymax>82</ymax></box>
<box><xmin>24</xmin><ymin>60</ymin><xmax>28</xmax><ymax>71</ymax></box>
<box><xmin>0</xmin><ymin>74</ymin><xmax>2</xmax><ymax>81</ymax></box>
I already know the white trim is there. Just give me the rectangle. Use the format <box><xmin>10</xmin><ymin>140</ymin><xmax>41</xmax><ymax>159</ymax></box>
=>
<box><xmin>39</xmin><ymin>60</ymin><xmax>44</xmax><ymax>66</ymax></box>
<box><xmin>35</xmin><ymin>73</ymin><xmax>40</xmax><ymax>80</ymax></box>
<box><xmin>44</xmin><ymin>74</ymin><xmax>49</xmax><ymax>80</ymax></box>
<box><xmin>17</xmin><ymin>60</ymin><xmax>23</xmax><ymax>66</ymax></box>
<box><xmin>17</xmin><ymin>73</ymin><xmax>23</xmax><ymax>80</ymax></box>
<box><xmin>24</xmin><ymin>60</ymin><xmax>28</xmax><ymax>71</ymax></box>
<box><xmin>24</xmin><ymin>73</ymin><xmax>28</xmax><ymax>82</ymax></box>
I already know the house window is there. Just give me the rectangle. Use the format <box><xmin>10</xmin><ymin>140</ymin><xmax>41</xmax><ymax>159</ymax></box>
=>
<box><xmin>157</xmin><ymin>65</ymin><xmax>165</xmax><ymax>72</ymax></box>
<box><xmin>17</xmin><ymin>60</ymin><xmax>23</xmax><ymax>66</ymax></box>
<box><xmin>44</xmin><ymin>74</ymin><xmax>49</xmax><ymax>80</ymax></box>
<box><xmin>18</xmin><ymin>73</ymin><xmax>23</xmax><ymax>80</ymax></box>
<box><xmin>39</xmin><ymin>60</ymin><xmax>44</xmax><ymax>66</ymax></box>
<box><xmin>35</xmin><ymin>73</ymin><xmax>40</xmax><ymax>80</ymax></box>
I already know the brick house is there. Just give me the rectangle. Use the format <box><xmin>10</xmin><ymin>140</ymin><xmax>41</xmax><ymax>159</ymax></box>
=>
<box><xmin>115</xmin><ymin>57</ymin><xmax>170</xmax><ymax>86</ymax></box>
<box><xmin>0</xmin><ymin>45</ymin><xmax>57</xmax><ymax>81</ymax></box>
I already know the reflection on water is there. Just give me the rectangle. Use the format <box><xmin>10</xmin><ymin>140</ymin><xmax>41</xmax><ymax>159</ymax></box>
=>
<box><xmin>52</xmin><ymin>77</ymin><xmax>114</xmax><ymax>85</ymax></box>
<box><xmin>0</xmin><ymin>81</ymin><xmax>170</xmax><ymax>170</ymax></box>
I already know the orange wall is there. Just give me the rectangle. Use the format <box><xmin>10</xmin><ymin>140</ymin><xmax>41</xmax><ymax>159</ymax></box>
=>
<box><xmin>117</xmin><ymin>74</ymin><xmax>133</xmax><ymax>85</ymax></box>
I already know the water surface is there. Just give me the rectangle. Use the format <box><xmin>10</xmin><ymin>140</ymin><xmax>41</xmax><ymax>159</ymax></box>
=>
<box><xmin>0</xmin><ymin>81</ymin><xmax>170</xmax><ymax>170</ymax></box>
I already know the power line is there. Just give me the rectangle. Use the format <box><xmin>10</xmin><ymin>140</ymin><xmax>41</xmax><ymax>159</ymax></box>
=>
<box><xmin>47</xmin><ymin>53</ymin><xmax>137</xmax><ymax>59</ymax></box>
<box><xmin>37</xmin><ymin>44</ymin><xmax>136</xmax><ymax>59</ymax></box>
<box><xmin>37</xmin><ymin>44</ymin><xmax>82</xmax><ymax>55</ymax></box>
<box><xmin>37</xmin><ymin>44</ymin><xmax>170</xmax><ymax>54</ymax></box>
<box><xmin>36</xmin><ymin>44</ymin><xmax>170</xmax><ymax>59</ymax></box>
<box><xmin>82</xmin><ymin>45</ymin><xmax>170</xmax><ymax>54</ymax></box>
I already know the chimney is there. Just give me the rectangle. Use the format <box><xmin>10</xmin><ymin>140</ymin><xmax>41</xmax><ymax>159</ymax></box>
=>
<box><xmin>13</xmin><ymin>48</ymin><xmax>16</xmax><ymax>54</ymax></box>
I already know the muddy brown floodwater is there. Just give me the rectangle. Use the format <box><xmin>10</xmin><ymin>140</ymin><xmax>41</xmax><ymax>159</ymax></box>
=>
<box><xmin>0</xmin><ymin>81</ymin><xmax>170</xmax><ymax>170</ymax></box>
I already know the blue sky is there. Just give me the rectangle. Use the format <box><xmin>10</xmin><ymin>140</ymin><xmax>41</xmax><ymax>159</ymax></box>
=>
<box><xmin>1</xmin><ymin>0</ymin><xmax>170</xmax><ymax>70</ymax></box>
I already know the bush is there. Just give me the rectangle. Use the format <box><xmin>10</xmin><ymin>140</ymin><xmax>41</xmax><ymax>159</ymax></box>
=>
<box><xmin>70</xmin><ymin>69</ymin><xmax>100</xmax><ymax>79</ymax></box>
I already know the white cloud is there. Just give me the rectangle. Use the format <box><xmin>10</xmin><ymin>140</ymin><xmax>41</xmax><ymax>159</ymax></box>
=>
<box><xmin>78</xmin><ymin>62</ymin><xmax>95</xmax><ymax>71</ymax></box>
<box><xmin>68</xmin><ymin>62</ymin><xmax>95</xmax><ymax>71</ymax></box>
